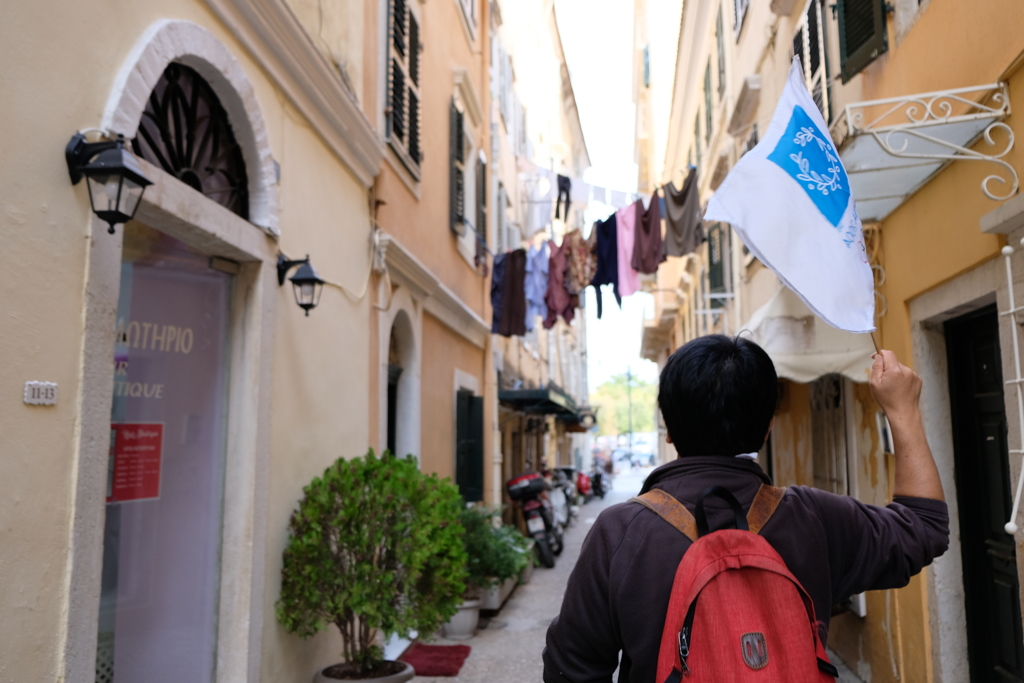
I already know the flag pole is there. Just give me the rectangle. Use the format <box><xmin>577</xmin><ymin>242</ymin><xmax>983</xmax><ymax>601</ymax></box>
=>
<box><xmin>870</xmin><ymin>330</ymin><xmax>881</xmax><ymax>354</ymax></box>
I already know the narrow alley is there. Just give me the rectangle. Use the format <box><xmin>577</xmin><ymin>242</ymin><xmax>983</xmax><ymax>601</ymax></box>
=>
<box><xmin>6</xmin><ymin>0</ymin><xmax>1024</xmax><ymax>682</ymax></box>
<box><xmin>415</xmin><ymin>468</ymin><xmax>649</xmax><ymax>683</ymax></box>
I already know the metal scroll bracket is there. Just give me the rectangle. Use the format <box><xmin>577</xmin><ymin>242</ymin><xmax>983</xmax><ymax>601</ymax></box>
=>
<box><xmin>1000</xmin><ymin>241</ymin><xmax>1024</xmax><ymax>534</ymax></box>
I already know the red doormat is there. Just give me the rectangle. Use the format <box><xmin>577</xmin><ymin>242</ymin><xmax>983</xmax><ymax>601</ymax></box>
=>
<box><xmin>400</xmin><ymin>643</ymin><xmax>472</xmax><ymax>677</ymax></box>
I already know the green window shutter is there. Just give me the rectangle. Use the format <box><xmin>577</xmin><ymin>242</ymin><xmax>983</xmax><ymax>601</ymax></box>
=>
<box><xmin>704</xmin><ymin>61</ymin><xmax>712</xmax><ymax>143</ymax></box>
<box><xmin>476</xmin><ymin>156</ymin><xmax>487</xmax><ymax>256</ymax></box>
<box><xmin>456</xmin><ymin>391</ymin><xmax>484</xmax><ymax>503</ymax></box>
<box><xmin>838</xmin><ymin>0</ymin><xmax>888</xmax><ymax>83</ymax></box>
<box><xmin>408</xmin><ymin>14</ymin><xmax>419</xmax><ymax>85</ymax></box>
<box><xmin>450</xmin><ymin>100</ymin><xmax>466</xmax><ymax>235</ymax></box>
<box><xmin>392</xmin><ymin>0</ymin><xmax>406</xmax><ymax>56</ymax></box>
<box><xmin>390</xmin><ymin>59</ymin><xmax>405</xmax><ymax>141</ymax></box>
<box><xmin>708</xmin><ymin>223</ymin><xmax>725</xmax><ymax>308</ymax></box>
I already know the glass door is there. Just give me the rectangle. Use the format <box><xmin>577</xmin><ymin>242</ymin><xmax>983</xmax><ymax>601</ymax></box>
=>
<box><xmin>96</xmin><ymin>224</ymin><xmax>233</xmax><ymax>683</ymax></box>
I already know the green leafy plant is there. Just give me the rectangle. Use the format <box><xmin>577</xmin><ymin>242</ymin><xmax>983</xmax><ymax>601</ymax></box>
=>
<box><xmin>276</xmin><ymin>450</ymin><xmax>468</xmax><ymax>675</ymax></box>
<box><xmin>459</xmin><ymin>506</ymin><xmax>531</xmax><ymax>594</ymax></box>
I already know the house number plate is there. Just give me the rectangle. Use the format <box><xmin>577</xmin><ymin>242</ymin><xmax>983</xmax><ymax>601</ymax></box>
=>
<box><xmin>24</xmin><ymin>381</ymin><xmax>58</xmax><ymax>405</ymax></box>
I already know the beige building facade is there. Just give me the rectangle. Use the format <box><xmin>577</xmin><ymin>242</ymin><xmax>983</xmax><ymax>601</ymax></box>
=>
<box><xmin>0</xmin><ymin>0</ymin><xmax>507</xmax><ymax>681</ymax></box>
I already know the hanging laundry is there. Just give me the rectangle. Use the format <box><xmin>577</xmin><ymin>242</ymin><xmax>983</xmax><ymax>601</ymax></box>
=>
<box><xmin>570</xmin><ymin>179</ymin><xmax>591</xmax><ymax>210</ymax></box>
<box><xmin>555</xmin><ymin>175</ymin><xmax>572</xmax><ymax>219</ymax></box>
<box><xmin>543</xmin><ymin>239</ymin><xmax>577</xmax><ymax>329</ymax></box>
<box><xmin>563</xmin><ymin>228</ymin><xmax>597</xmax><ymax>295</ymax></box>
<box><xmin>609</xmin><ymin>190</ymin><xmax>628</xmax><ymax>209</ymax></box>
<box><xmin>497</xmin><ymin>249</ymin><xmax>527</xmax><ymax>337</ymax></box>
<box><xmin>632</xmin><ymin>188</ymin><xmax>665</xmax><ymax>274</ymax></box>
<box><xmin>524</xmin><ymin>241</ymin><xmax>549</xmax><ymax>331</ymax></box>
<box><xmin>590</xmin><ymin>213</ymin><xmax>620</xmax><ymax>319</ymax></box>
<box><xmin>525</xmin><ymin>168</ymin><xmax>556</xmax><ymax>236</ymax></box>
<box><xmin>490</xmin><ymin>252</ymin><xmax>508</xmax><ymax>334</ymax></box>
<box><xmin>616</xmin><ymin>202</ymin><xmax>642</xmax><ymax>298</ymax></box>
<box><xmin>663</xmin><ymin>167</ymin><xmax>705</xmax><ymax>257</ymax></box>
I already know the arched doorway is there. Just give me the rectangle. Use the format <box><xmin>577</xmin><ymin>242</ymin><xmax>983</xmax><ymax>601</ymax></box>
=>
<box><xmin>385</xmin><ymin>309</ymin><xmax>419</xmax><ymax>460</ymax></box>
<box><xmin>387</xmin><ymin>327</ymin><xmax>403</xmax><ymax>455</ymax></box>
<box><xmin>95</xmin><ymin>61</ymin><xmax>256</xmax><ymax>683</ymax></box>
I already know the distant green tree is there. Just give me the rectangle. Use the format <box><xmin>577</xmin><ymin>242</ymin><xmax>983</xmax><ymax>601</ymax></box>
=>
<box><xmin>590</xmin><ymin>373</ymin><xmax>658</xmax><ymax>437</ymax></box>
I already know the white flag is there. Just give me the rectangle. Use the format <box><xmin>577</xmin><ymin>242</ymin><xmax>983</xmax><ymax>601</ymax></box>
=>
<box><xmin>705</xmin><ymin>59</ymin><xmax>874</xmax><ymax>333</ymax></box>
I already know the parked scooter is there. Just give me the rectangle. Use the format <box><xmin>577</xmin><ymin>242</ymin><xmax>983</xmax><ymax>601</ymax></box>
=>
<box><xmin>575</xmin><ymin>470</ymin><xmax>593</xmax><ymax>503</ymax></box>
<box><xmin>590</xmin><ymin>467</ymin><xmax>607</xmax><ymax>499</ymax></box>
<box><xmin>549</xmin><ymin>468</ymin><xmax>579</xmax><ymax>529</ymax></box>
<box><xmin>507</xmin><ymin>472</ymin><xmax>563</xmax><ymax>568</ymax></box>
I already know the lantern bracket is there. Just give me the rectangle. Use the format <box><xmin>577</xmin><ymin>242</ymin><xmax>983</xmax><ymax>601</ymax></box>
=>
<box><xmin>277</xmin><ymin>253</ymin><xmax>310</xmax><ymax>286</ymax></box>
<box><xmin>65</xmin><ymin>133</ymin><xmax>120</xmax><ymax>185</ymax></box>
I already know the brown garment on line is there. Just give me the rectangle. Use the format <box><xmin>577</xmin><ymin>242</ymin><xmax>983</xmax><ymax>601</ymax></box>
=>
<box><xmin>543</xmin><ymin>239</ymin><xmax>577</xmax><ymax>329</ymax></box>
<box><xmin>563</xmin><ymin>228</ymin><xmax>597</xmax><ymax>295</ymax></box>
<box><xmin>497</xmin><ymin>248</ymin><xmax>527</xmax><ymax>337</ymax></box>
<box><xmin>631</xmin><ymin>189</ymin><xmax>665</xmax><ymax>274</ymax></box>
<box><xmin>663</xmin><ymin>167</ymin><xmax>705</xmax><ymax>257</ymax></box>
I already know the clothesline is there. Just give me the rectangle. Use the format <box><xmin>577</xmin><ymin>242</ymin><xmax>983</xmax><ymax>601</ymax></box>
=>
<box><xmin>490</xmin><ymin>165</ymin><xmax>707</xmax><ymax>335</ymax></box>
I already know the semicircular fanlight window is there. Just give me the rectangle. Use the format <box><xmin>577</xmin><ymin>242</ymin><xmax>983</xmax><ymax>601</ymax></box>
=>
<box><xmin>132</xmin><ymin>62</ymin><xmax>249</xmax><ymax>219</ymax></box>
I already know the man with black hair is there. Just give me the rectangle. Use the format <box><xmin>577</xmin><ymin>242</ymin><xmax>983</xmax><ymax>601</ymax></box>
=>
<box><xmin>543</xmin><ymin>335</ymin><xmax>948</xmax><ymax>683</ymax></box>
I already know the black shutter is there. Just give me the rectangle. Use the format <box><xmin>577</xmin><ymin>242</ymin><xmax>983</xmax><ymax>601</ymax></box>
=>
<box><xmin>408</xmin><ymin>14</ymin><xmax>420</xmax><ymax>85</ymax></box>
<box><xmin>456</xmin><ymin>391</ymin><xmax>484</xmax><ymax>502</ymax></box>
<box><xmin>708</xmin><ymin>223</ymin><xmax>725</xmax><ymax>308</ymax></box>
<box><xmin>391</xmin><ymin>59</ymin><xmax>405</xmax><ymax>141</ymax></box>
<box><xmin>807</xmin><ymin>2</ymin><xmax>820</xmax><ymax>76</ymax></box>
<box><xmin>449</xmin><ymin>100</ymin><xmax>465</xmax><ymax>235</ymax></box>
<box><xmin>392</xmin><ymin>0</ymin><xmax>407</xmax><ymax>56</ymax></box>
<box><xmin>838</xmin><ymin>0</ymin><xmax>888</xmax><ymax>83</ymax></box>
<box><xmin>476</xmin><ymin>157</ymin><xmax>487</xmax><ymax>258</ymax></box>
<box><xmin>408</xmin><ymin>91</ymin><xmax>420</xmax><ymax>163</ymax></box>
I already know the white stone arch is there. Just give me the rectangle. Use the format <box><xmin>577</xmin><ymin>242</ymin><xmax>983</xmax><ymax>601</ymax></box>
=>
<box><xmin>378</xmin><ymin>287</ymin><xmax>422</xmax><ymax>462</ymax></box>
<box><xmin>100</xmin><ymin>19</ymin><xmax>279</xmax><ymax>234</ymax></box>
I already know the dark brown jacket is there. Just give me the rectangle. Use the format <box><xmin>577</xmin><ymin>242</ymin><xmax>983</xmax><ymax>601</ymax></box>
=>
<box><xmin>543</xmin><ymin>456</ymin><xmax>949</xmax><ymax>683</ymax></box>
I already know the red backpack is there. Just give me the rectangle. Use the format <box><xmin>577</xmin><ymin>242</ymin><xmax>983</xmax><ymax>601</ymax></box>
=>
<box><xmin>630</xmin><ymin>485</ymin><xmax>839</xmax><ymax>682</ymax></box>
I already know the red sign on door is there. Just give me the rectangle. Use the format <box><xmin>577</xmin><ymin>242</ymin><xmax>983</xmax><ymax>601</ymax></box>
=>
<box><xmin>108</xmin><ymin>423</ymin><xmax>163</xmax><ymax>503</ymax></box>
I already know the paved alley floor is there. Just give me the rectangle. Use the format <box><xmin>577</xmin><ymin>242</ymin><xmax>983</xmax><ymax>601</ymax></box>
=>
<box><xmin>413</xmin><ymin>467</ymin><xmax>649</xmax><ymax>683</ymax></box>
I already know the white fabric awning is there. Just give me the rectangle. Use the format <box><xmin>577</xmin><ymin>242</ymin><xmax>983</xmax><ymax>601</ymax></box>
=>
<box><xmin>837</xmin><ymin>83</ymin><xmax>1016</xmax><ymax>221</ymax></box>
<box><xmin>741</xmin><ymin>286</ymin><xmax>874</xmax><ymax>384</ymax></box>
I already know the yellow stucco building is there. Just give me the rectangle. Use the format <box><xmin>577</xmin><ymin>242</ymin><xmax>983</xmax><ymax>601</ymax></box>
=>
<box><xmin>643</xmin><ymin>0</ymin><xmax>1024</xmax><ymax>680</ymax></box>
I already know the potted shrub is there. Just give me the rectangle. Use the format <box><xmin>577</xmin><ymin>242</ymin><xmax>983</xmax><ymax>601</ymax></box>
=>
<box><xmin>277</xmin><ymin>450</ymin><xmax>468</xmax><ymax>682</ymax></box>
<box><xmin>443</xmin><ymin>507</ymin><xmax>530</xmax><ymax>635</ymax></box>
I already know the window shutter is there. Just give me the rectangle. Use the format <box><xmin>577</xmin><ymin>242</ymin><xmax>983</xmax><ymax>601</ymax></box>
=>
<box><xmin>838</xmin><ymin>0</ymin><xmax>887</xmax><ymax>83</ymax></box>
<box><xmin>392</xmin><ymin>0</ymin><xmax>407</xmax><ymax>56</ymax></box>
<box><xmin>708</xmin><ymin>223</ymin><xmax>725</xmax><ymax>308</ymax></box>
<box><xmin>386</xmin><ymin>0</ymin><xmax>421</xmax><ymax>175</ymax></box>
<box><xmin>450</xmin><ymin>100</ymin><xmax>466</xmax><ymax>235</ymax></box>
<box><xmin>407</xmin><ymin>15</ymin><xmax>421</xmax><ymax>163</ymax></box>
<box><xmin>455</xmin><ymin>391</ymin><xmax>484</xmax><ymax>503</ymax></box>
<box><xmin>716</xmin><ymin>7</ymin><xmax>726</xmax><ymax>96</ymax></box>
<box><xmin>476</xmin><ymin>156</ymin><xmax>487</xmax><ymax>251</ymax></box>
<box><xmin>703</xmin><ymin>61</ymin><xmax>712</xmax><ymax>143</ymax></box>
<box><xmin>408</xmin><ymin>91</ymin><xmax>420</xmax><ymax>163</ymax></box>
<box><xmin>390</xmin><ymin>59</ymin><xmax>405</xmax><ymax>141</ymax></box>
<box><xmin>408</xmin><ymin>14</ymin><xmax>419</xmax><ymax>85</ymax></box>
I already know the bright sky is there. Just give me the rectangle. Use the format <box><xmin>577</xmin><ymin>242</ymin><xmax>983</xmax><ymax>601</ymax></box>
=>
<box><xmin>556</xmin><ymin>0</ymin><xmax>672</xmax><ymax>390</ymax></box>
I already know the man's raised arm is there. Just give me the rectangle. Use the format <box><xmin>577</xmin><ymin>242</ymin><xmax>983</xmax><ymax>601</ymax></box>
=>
<box><xmin>870</xmin><ymin>349</ymin><xmax>945</xmax><ymax>501</ymax></box>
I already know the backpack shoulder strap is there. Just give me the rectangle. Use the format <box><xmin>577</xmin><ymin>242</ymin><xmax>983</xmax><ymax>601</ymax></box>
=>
<box><xmin>746</xmin><ymin>484</ymin><xmax>786</xmax><ymax>534</ymax></box>
<box><xmin>629</xmin><ymin>489</ymin><xmax>698</xmax><ymax>542</ymax></box>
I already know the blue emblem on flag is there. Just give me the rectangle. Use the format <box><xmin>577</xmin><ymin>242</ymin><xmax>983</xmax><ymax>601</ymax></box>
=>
<box><xmin>767</xmin><ymin>105</ymin><xmax>850</xmax><ymax>227</ymax></box>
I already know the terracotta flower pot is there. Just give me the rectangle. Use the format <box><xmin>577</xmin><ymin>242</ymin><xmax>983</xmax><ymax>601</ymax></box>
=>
<box><xmin>441</xmin><ymin>598</ymin><xmax>481</xmax><ymax>640</ymax></box>
<box><xmin>312</xmin><ymin>660</ymin><xmax>415</xmax><ymax>683</ymax></box>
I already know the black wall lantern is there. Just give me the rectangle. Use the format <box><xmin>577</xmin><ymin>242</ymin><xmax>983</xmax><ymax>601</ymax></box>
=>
<box><xmin>277</xmin><ymin>254</ymin><xmax>325</xmax><ymax>316</ymax></box>
<box><xmin>66</xmin><ymin>133</ymin><xmax>153</xmax><ymax>234</ymax></box>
